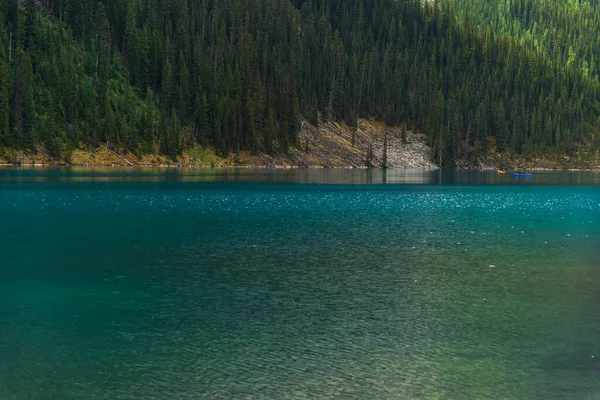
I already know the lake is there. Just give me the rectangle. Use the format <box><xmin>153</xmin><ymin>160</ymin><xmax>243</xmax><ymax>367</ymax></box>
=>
<box><xmin>1</xmin><ymin>168</ymin><xmax>599</xmax><ymax>399</ymax></box>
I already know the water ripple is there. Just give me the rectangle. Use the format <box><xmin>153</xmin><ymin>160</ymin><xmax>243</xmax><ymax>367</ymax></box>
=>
<box><xmin>1</xmin><ymin>178</ymin><xmax>599</xmax><ymax>398</ymax></box>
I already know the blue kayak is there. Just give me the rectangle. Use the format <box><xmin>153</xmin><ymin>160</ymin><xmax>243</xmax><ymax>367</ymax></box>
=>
<box><xmin>512</xmin><ymin>172</ymin><xmax>532</xmax><ymax>178</ymax></box>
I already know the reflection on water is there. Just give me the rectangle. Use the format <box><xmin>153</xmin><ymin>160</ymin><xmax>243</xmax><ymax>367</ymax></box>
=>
<box><xmin>0</xmin><ymin>168</ymin><xmax>599</xmax><ymax>399</ymax></box>
<box><xmin>2</xmin><ymin>166</ymin><xmax>600</xmax><ymax>185</ymax></box>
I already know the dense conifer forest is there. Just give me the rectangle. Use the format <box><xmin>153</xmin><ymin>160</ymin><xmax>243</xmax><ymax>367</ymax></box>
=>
<box><xmin>448</xmin><ymin>0</ymin><xmax>600</xmax><ymax>81</ymax></box>
<box><xmin>1</xmin><ymin>0</ymin><xmax>599</xmax><ymax>166</ymax></box>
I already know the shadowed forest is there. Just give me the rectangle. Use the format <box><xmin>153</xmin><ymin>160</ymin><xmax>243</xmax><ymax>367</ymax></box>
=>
<box><xmin>1</xmin><ymin>0</ymin><xmax>599</xmax><ymax>167</ymax></box>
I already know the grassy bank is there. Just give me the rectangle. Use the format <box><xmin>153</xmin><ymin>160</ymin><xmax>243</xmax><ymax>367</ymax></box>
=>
<box><xmin>457</xmin><ymin>148</ymin><xmax>600</xmax><ymax>171</ymax></box>
<box><xmin>0</xmin><ymin>119</ymin><xmax>437</xmax><ymax>169</ymax></box>
<box><xmin>1</xmin><ymin>118</ymin><xmax>599</xmax><ymax>170</ymax></box>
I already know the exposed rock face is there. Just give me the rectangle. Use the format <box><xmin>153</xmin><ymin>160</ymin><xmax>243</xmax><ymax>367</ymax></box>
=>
<box><xmin>0</xmin><ymin>118</ymin><xmax>440</xmax><ymax>168</ymax></box>
<box><xmin>260</xmin><ymin>119</ymin><xmax>438</xmax><ymax>169</ymax></box>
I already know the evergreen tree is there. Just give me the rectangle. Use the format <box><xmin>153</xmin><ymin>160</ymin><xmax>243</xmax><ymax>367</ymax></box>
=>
<box><xmin>1</xmin><ymin>0</ymin><xmax>599</xmax><ymax>164</ymax></box>
<box><xmin>0</xmin><ymin>14</ymin><xmax>10</xmax><ymax>146</ymax></box>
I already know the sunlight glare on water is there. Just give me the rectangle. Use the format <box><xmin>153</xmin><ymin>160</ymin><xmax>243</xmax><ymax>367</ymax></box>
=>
<box><xmin>0</xmin><ymin>168</ymin><xmax>599</xmax><ymax>399</ymax></box>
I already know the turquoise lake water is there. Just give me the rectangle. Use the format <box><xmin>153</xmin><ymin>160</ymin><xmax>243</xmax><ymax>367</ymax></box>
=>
<box><xmin>1</xmin><ymin>168</ymin><xmax>599</xmax><ymax>399</ymax></box>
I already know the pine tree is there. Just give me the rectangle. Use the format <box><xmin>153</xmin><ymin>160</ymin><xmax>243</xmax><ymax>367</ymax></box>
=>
<box><xmin>1</xmin><ymin>0</ymin><xmax>599</xmax><ymax>165</ymax></box>
<box><xmin>20</xmin><ymin>53</ymin><xmax>35</xmax><ymax>150</ymax></box>
<box><xmin>0</xmin><ymin>14</ymin><xmax>10</xmax><ymax>146</ymax></box>
<box><xmin>0</xmin><ymin>52</ymin><xmax>10</xmax><ymax>146</ymax></box>
<box><xmin>161</xmin><ymin>57</ymin><xmax>175</xmax><ymax>112</ymax></box>
<box><xmin>96</xmin><ymin>2</ymin><xmax>111</xmax><ymax>102</ymax></box>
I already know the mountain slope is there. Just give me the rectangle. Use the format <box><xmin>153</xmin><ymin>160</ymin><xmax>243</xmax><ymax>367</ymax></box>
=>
<box><xmin>0</xmin><ymin>3</ymin><xmax>182</xmax><ymax>160</ymax></box>
<box><xmin>446</xmin><ymin>0</ymin><xmax>600</xmax><ymax>81</ymax></box>
<box><xmin>1</xmin><ymin>0</ymin><xmax>599</xmax><ymax>167</ymax></box>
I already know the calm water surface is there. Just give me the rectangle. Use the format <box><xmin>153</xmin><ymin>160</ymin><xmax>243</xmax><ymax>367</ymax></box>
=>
<box><xmin>1</xmin><ymin>168</ymin><xmax>599</xmax><ymax>399</ymax></box>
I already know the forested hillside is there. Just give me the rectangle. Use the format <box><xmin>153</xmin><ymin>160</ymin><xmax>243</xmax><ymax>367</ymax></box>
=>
<box><xmin>447</xmin><ymin>0</ymin><xmax>600</xmax><ymax>81</ymax></box>
<box><xmin>1</xmin><ymin>0</ymin><xmax>599</xmax><ymax>167</ymax></box>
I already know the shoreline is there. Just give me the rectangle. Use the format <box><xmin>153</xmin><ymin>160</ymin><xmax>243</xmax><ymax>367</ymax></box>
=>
<box><xmin>1</xmin><ymin>162</ymin><xmax>599</xmax><ymax>171</ymax></box>
<box><xmin>2</xmin><ymin>119</ymin><xmax>598</xmax><ymax>171</ymax></box>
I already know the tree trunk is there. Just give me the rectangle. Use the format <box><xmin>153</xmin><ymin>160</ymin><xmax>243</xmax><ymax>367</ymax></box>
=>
<box><xmin>352</xmin><ymin>116</ymin><xmax>357</xmax><ymax>147</ymax></box>
<box><xmin>438</xmin><ymin>126</ymin><xmax>443</xmax><ymax>168</ymax></box>
<box><xmin>382</xmin><ymin>126</ymin><xmax>388</xmax><ymax>168</ymax></box>
<box><xmin>327</xmin><ymin>79</ymin><xmax>336</xmax><ymax>121</ymax></box>
<box><xmin>357</xmin><ymin>60</ymin><xmax>366</xmax><ymax>113</ymax></box>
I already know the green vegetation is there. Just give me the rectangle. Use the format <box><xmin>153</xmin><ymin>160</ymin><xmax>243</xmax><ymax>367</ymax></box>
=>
<box><xmin>445</xmin><ymin>0</ymin><xmax>600</xmax><ymax>166</ymax></box>
<box><xmin>1</xmin><ymin>0</ymin><xmax>599</xmax><ymax>167</ymax></box>
<box><xmin>447</xmin><ymin>0</ymin><xmax>600</xmax><ymax>81</ymax></box>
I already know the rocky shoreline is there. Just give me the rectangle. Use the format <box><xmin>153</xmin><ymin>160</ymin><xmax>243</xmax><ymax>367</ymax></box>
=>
<box><xmin>1</xmin><ymin>118</ymin><xmax>599</xmax><ymax>170</ymax></box>
<box><xmin>0</xmin><ymin>119</ymin><xmax>439</xmax><ymax>169</ymax></box>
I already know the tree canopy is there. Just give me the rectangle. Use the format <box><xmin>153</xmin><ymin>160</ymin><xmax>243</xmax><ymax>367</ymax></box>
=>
<box><xmin>1</xmin><ymin>0</ymin><xmax>599</xmax><ymax>166</ymax></box>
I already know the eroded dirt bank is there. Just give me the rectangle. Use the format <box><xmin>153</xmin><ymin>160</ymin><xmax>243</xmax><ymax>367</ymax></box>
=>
<box><xmin>0</xmin><ymin>119</ymin><xmax>437</xmax><ymax>169</ymax></box>
<box><xmin>2</xmin><ymin>119</ymin><xmax>599</xmax><ymax>170</ymax></box>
